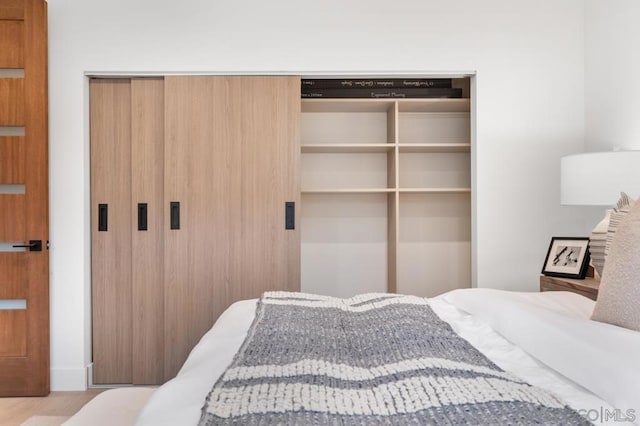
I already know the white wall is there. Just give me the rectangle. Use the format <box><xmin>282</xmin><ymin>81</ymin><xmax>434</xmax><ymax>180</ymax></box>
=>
<box><xmin>585</xmin><ymin>0</ymin><xmax>640</xmax><ymax>152</ymax></box>
<box><xmin>48</xmin><ymin>0</ymin><xmax>591</xmax><ymax>390</ymax></box>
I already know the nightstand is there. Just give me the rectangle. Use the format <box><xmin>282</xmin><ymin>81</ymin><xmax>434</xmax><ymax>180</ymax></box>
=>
<box><xmin>540</xmin><ymin>268</ymin><xmax>600</xmax><ymax>301</ymax></box>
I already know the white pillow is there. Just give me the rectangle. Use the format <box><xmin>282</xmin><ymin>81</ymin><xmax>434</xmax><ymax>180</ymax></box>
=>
<box><xmin>592</xmin><ymin>197</ymin><xmax>640</xmax><ymax>331</ymax></box>
<box><xmin>605</xmin><ymin>192</ymin><xmax>635</xmax><ymax>259</ymax></box>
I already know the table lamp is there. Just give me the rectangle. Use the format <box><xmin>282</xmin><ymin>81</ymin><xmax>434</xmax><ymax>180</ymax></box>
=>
<box><xmin>561</xmin><ymin>150</ymin><xmax>640</xmax><ymax>276</ymax></box>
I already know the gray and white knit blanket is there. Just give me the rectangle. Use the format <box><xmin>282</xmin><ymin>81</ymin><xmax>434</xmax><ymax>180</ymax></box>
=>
<box><xmin>199</xmin><ymin>292</ymin><xmax>590</xmax><ymax>425</ymax></box>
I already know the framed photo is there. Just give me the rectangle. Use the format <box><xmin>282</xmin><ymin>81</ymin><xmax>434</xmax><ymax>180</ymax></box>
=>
<box><xmin>541</xmin><ymin>237</ymin><xmax>591</xmax><ymax>279</ymax></box>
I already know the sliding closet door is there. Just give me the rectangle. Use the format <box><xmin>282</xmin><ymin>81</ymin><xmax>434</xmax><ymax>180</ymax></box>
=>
<box><xmin>163</xmin><ymin>76</ymin><xmax>230</xmax><ymax>378</ymax></box>
<box><xmin>90</xmin><ymin>79</ymin><xmax>133</xmax><ymax>384</ymax></box>
<box><xmin>225</xmin><ymin>77</ymin><xmax>301</xmax><ymax>302</ymax></box>
<box><xmin>163</xmin><ymin>76</ymin><xmax>301</xmax><ymax>377</ymax></box>
<box><xmin>92</xmin><ymin>75</ymin><xmax>300</xmax><ymax>383</ymax></box>
<box><xmin>91</xmin><ymin>78</ymin><xmax>165</xmax><ymax>384</ymax></box>
<box><xmin>130</xmin><ymin>79</ymin><xmax>165</xmax><ymax>384</ymax></box>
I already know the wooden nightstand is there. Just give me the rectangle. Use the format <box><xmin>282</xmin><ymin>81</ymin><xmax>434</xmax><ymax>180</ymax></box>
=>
<box><xmin>540</xmin><ymin>268</ymin><xmax>600</xmax><ymax>301</ymax></box>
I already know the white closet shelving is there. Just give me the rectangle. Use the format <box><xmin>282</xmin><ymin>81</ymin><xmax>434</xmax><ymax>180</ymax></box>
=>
<box><xmin>300</xmin><ymin>81</ymin><xmax>472</xmax><ymax>298</ymax></box>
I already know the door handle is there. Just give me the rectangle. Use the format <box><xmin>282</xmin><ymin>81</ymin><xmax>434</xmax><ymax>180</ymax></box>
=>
<box><xmin>170</xmin><ymin>201</ymin><xmax>180</xmax><ymax>230</ymax></box>
<box><xmin>98</xmin><ymin>203</ymin><xmax>108</xmax><ymax>231</ymax></box>
<box><xmin>13</xmin><ymin>240</ymin><xmax>42</xmax><ymax>252</ymax></box>
<box><xmin>138</xmin><ymin>203</ymin><xmax>148</xmax><ymax>231</ymax></box>
<box><xmin>285</xmin><ymin>202</ymin><xmax>295</xmax><ymax>230</ymax></box>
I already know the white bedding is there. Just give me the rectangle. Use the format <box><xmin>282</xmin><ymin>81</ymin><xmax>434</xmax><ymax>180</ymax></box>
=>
<box><xmin>63</xmin><ymin>387</ymin><xmax>157</xmax><ymax>426</ymax></box>
<box><xmin>64</xmin><ymin>290</ymin><xmax>638</xmax><ymax>425</ymax></box>
<box><xmin>131</xmin><ymin>289</ymin><xmax>635</xmax><ymax>425</ymax></box>
<box><xmin>442</xmin><ymin>289</ymin><xmax>640</xmax><ymax>421</ymax></box>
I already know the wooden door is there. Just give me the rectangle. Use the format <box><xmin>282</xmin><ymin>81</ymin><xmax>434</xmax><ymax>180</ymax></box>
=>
<box><xmin>90</xmin><ymin>79</ymin><xmax>133</xmax><ymax>384</ymax></box>
<box><xmin>0</xmin><ymin>0</ymin><xmax>49</xmax><ymax>396</ymax></box>
<box><xmin>90</xmin><ymin>78</ymin><xmax>165</xmax><ymax>384</ymax></box>
<box><xmin>130</xmin><ymin>78</ymin><xmax>165</xmax><ymax>384</ymax></box>
<box><xmin>163</xmin><ymin>76</ymin><xmax>301</xmax><ymax>377</ymax></box>
<box><xmin>91</xmin><ymin>75</ymin><xmax>300</xmax><ymax>383</ymax></box>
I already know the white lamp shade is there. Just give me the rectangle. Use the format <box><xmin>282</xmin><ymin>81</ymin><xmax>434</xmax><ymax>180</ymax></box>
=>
<box><xmin>561</xmin><ymin>151</ymin><xmax>640</xmax><ymax>206</ymax></box>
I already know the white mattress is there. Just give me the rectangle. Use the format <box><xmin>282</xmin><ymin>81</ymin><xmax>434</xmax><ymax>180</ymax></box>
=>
<box><xmin>68</xmin><ymin>290</ymin><xmax>636</xmax><ymax>425</ymax></box>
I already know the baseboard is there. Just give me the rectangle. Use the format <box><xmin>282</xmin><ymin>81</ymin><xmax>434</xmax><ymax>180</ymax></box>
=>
<box><xmin>50</xmin><ymin>366</ymin><xmax>89</xmax><ymax>391</ymax></box>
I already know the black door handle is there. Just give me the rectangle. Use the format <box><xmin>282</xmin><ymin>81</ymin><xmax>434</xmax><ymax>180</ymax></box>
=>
<box><xmin>170</xmin><ymin>201</ymin><xmax>180</xmax><ymax>230</ymax></box>
<box><xmin>285</xmin><ymin>202</ymin><xmax>295</xmax><ymax>230</ymax></box>
<box><xmin>98</xmin><ymin>203</ymin><xmax>108</xmax><ymax>231</ymax></box>
<box><xmin>138</xmin><ymin>203</ymin><xmax>148</xmax><ymax>231</ymax></box>
<box><xmin>13</xmin><ymin>240</ymin><xmax>42</xmax><ymax>252</ymax></box>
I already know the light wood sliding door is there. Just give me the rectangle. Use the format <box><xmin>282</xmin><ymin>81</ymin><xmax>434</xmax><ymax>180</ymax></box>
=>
<box><xmin>90</xmin><ymin>78</ymin><xmax>165</xmax><ymax>384</ymax></box>
<box><xmin>0</xmin><ymin>0</ymin><xmax>49</xmax><ymax>396</ymax></box>
<box><xmin>91</xmin><ymin>76</ymin><xmax>300</xmax><ymax>384</ymax></box>
<box><xmin>163</xmin><ymin>76</ymin><xmax>300</xmax><ymax>377</ymax></box>
<box><xmin>131</xmin><ymin>79</ymin><xmax>165</xmax><ymax>384</ymax></box>
<box><xmin>90</xmin><ymin>79</ymin><xmax>133</xmax><ymax>384</ymax></box>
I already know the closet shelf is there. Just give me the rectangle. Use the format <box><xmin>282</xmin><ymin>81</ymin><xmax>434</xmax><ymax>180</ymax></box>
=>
<box><xmin>302</xmin><ymin>188</ymin><xmax>395</xmax><ymax>194</ymax></box>
<box><xmin>302</xmin><ymin>188</ymin><xmax>471</xmax><ymax>194</ymax></box>
<box><xmin>397</xmin><ymin>98</ymin><xmax>470</xmax><ymax>113</ymax></box>
<box><xmin>399</xmin><ymin>188</ymin><xmax>471</xmax><ymax>193</ymax></box>
<box><xmin>302</xmin><ymin>98</ymin><xmax>470</xmax><ymax>113</ymax></box>
<box><xmin>302</xmin><ymin>99</ymin><xmax>395</xmax><ymax>113</ymax></box>
<box><xmin>300</xmin><ymin>143</ymin><xmax>470</xmax><ymax>153</ymax></box>
<box><xmin>301</xmin><ymin>144</ymin><xmax>395</xmax><ymax>154</ymax></box>
<box><xmin>398</xmin><ymin>143</ymin><xmax>470</xmax><ymax>153</ymax></box>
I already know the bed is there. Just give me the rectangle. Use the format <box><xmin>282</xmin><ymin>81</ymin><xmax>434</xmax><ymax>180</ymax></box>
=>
<box><xmin>65</xmin><ymin>288</ymin><xmax>640</xmax><ymax>425</ymax></box>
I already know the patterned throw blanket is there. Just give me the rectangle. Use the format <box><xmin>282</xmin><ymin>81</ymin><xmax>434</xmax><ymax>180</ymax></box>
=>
<box><xmin>199</xmin><ymin>292</ymin><xmax>590</xmax><ymax>425</ymax></box>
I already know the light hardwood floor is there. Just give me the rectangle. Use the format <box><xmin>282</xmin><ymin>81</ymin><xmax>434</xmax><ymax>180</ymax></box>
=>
<box><xmin>0</xmin><ymin>389</ymin><xmax>104</xmax><ymax>426</ymax></box>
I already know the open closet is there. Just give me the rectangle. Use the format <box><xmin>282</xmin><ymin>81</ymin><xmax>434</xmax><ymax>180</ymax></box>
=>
<box><xmin>90</xmin><ymin>75</ymin><xmax>472</xmax><ymax>385</ymax></box>
<box><xmin>300</xmin><ymin>78</ymin><xmax>472</xmax><ymax>297</ymax></box>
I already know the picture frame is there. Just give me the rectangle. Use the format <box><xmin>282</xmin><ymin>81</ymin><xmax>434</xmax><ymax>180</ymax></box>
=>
<box><xmin>541</xmin><ymin>237</ymin><xmax>591</xmax><ymax>279</ymax></box>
